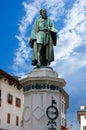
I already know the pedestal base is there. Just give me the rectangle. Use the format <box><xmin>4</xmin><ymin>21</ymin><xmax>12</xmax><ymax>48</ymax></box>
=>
<box><xmin>20</xmin><ymin>67</ymin><xmax>69</xmax><ymax>130</ymax></box>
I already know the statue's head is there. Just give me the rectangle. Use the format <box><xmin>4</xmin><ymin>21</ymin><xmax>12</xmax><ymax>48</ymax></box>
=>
<box><xmin>40</xmin><ymin>8</ymin><xmax>47</xmax><ymax>19</ymax></box>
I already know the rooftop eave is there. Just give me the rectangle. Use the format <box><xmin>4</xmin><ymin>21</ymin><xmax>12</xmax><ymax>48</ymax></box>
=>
<box><xmin>0</xmin><ymin>69</ymin><xmax>22</xmax><ymax>90</ymax></box>
<box><xmin>77</xmin><ymin>111</ymin><xmax>86</xmax><ymax>121</ymax></box>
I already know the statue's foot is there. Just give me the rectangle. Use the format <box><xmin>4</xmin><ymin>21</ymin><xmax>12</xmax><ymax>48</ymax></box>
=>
<box><xmin>37</xmin><ymin>63</ymin><xmax>41</xmax><ymax>68</ymax></box>
<box><xmin>47</xmin><ymin>61</ymin><xmax>50</xmax><ymax>65</ymax></box>
<box><xmin>37</xmin><ymin>65</ymin><xmax>40</xmax><ymax>68</ymax></box>
<box><xmin>32</xmin><ymin>60</ymin><xmax>38</xmax><ymax>65</ymax></box>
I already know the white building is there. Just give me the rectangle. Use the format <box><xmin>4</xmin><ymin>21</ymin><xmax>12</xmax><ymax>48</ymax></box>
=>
<box><xmin>61</xmin><ymin>94</ymin><xmax>69</xmax><ymax>130</ymax></box>
<box><xmin>0</xmin><ymin>69</ymin><xmax>23</xmax><ymax>130</ymax></box>
<box><xmin>77</xmin><ymin>106</ymin><xmax>86</xmax><ymax>130</ymax></box>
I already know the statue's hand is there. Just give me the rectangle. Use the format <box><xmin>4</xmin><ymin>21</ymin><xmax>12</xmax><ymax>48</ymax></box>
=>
<box><xmin>29</xmin><ymin>39</ymin><xmax>36</xmax><ymax>48</ymax></box>
<box><xmin>33</xmin><ymin>39</ymin><xmax>36</xmax><ymax>42</ymax></box>
<box><xmin>30</xmin><ymin>39</ymin><xmax>36</xmax><ymax>43</ymax></box>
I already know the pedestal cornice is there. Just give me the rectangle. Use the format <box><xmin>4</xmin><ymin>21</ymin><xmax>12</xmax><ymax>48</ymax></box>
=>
<box><xmin>20</xmin><ymin>67</ymin><xmax>66</xmax><ymax>88</ymax></box>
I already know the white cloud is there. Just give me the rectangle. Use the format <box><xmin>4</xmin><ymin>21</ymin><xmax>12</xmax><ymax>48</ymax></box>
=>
<box><xmin>14</xmin><ymin>36</ymin><xmax>31</xmax><ymax>64</ymax></box>
<box><xmin>52</xmin><ymin>0</ymin><xmax>86</xmax><ymax>75</ymax></box>
<box><xmin>44</xmin><ymin>0</ymin><xmax>65</xmax><ymax>21</ymax></box>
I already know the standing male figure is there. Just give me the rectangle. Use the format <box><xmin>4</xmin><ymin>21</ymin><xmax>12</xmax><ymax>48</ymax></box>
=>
<box><xmin>29</xmin><ymin>8</ymin><xmax>57</xmax><ymax>67</ymax></box>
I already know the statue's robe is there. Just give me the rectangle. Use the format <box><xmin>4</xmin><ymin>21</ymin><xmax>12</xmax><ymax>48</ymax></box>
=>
<box><xmin>29</xmin><ymin>16</ymin><xmax>57</xmax><ymax>66</ymax></box>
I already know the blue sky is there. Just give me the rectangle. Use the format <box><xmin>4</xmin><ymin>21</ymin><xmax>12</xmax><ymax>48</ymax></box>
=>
<box><xmin>0</xmin><ymin>0</ymin><xmax>86</xmax><ymax>129</ymax></box>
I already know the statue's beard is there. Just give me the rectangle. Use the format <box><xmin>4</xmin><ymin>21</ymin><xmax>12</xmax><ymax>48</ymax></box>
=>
<box><xmin>42</xmin><ymin>14</ymin><xmax>47</xmax><ymax>19</ymax></box>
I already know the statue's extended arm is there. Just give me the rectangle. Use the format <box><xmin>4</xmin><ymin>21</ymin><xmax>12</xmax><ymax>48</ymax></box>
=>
<box><xmin>29</xmin><ymin>18</ymin><xmax>38</xmax><ymax>48</ymax></box>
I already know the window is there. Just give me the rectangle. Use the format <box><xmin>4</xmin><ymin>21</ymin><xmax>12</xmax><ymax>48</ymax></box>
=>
<box><xmin>0</xmin><ymin>119</ymin><xmax>1</xmax><ymax>125</ymax></box>
<box><xmin>15</xmin><ymin>98</ymin><xmax>21</xmax><ymax>107</ymax></box>
<box><xmin>0</xmin><ymin>90</ymin><xmax>1</xmax><ymax>106</ymax></box>
<box><xmin>83</xmin><ymin>126</ymin><xmax>86</xmax><ymax>130</ymax></box>
<box><xmin>16</xmin><ymin>116</ymin><xmax>19</xmax><ymax>126</ymax></box>
<box><xmin>62</xmin><ymin>118</ymin><xmax>66</xmax><ymax>127</ymax></box>
<box><xmin>62</xmin><ymin>102</ymin><xmax>64</xmax><ymax>113</ymax></box>
<box><xmin>61</xmin><ymin>101</ymin><xmax>66</xmax><ymax>114</ymax></box>
<box><xmin>21</xmin><ymin>120</ymin><xmax>23</xmax><ymax>127</ymax></box>
<box><xmin>7</xmin><ymin>113</ymin><xmax>10</xmax><ymax>124</ymax></box>
<box><xmin>7</xmin><ymin>94</ymin><xmax>13</xmax><ymax>104</ymax></box>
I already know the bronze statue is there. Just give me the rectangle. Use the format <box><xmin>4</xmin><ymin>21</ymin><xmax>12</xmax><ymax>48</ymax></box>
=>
<box><xmin>29</xmin><ymin>9</ymin><xmax>57</xmax><ymax>67</ymax></box>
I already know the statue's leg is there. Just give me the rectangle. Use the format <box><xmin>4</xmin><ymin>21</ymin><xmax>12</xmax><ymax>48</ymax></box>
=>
<box><xmin>32</xmin><ymin>41</ymin><xmax>38</xmax><ymax>65</ymax></box>
<box><xmin>37</xmin><ymin>44</ymin><xmax>42</xmax><ymax>67</ymax></box>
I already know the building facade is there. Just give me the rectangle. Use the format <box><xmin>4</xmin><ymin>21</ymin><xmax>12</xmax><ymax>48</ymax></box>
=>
<box><xmin>0</xmin><ymin>69</ymin><xmax>23</xmax><ymax>130</ymax></box>
<box><xmin>61</xmin><ymin>94</ymin><xmax>69</xmax><ymax>130</ymax></box>
<box><xmin>77</xmin><ymin>106</ymin><xmax>86</xmax><ymax>130</ymax></box>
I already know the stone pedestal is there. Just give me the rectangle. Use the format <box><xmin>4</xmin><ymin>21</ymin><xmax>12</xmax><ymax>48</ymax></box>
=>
<box><xmin>20</xmin><ymin>67</ymin><xmax>68</xmax><ymax>130</ymax></box>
